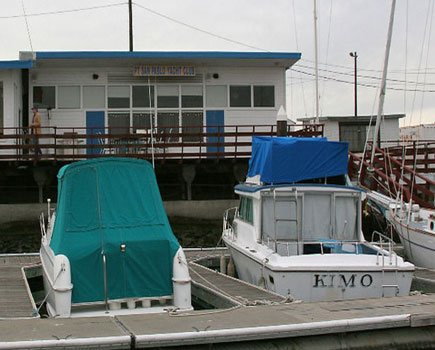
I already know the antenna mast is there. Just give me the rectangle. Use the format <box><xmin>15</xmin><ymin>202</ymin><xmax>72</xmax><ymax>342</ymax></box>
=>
<box><xmin>313</xmin><ymin>0</ymin><xmax>320</xmax><ymax>123</ymax></box>
<box><xmin>129</xmin><ymin>0</ymin><xmax>133</xmax><ymax>51</ymax></box>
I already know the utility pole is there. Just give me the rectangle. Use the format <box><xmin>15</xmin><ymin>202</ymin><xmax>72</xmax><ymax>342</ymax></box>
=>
<box><xmin>349</xmin><ymin>51</ymin><xmax>358</xmax><ymax>118</ymax></box>
<box><xmin>313</xmin><ymin>0</ymin><xmax>319</xmax><ymax>123</ymax></box>
<box><xmin>129</xmin><ymin>0</ymin><xmax>133</xmax><ymax>51</ymax></box>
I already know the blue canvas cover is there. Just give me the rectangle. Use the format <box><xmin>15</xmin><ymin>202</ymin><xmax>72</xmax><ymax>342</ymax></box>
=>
<box><xmin>49</xmin><ymin>158</ymin><xmax>180</xmax><ymax>303</ymax></box>
<box><xmin>247</xmin><ymin>136</ymin><xmax>349</xmax><ymax>183</ymax></box>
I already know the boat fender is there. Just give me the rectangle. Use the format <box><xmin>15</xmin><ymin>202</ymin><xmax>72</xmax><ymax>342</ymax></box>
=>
<box><xmin>172</xmin><ymin>248</ymin><xmax>192</xmax><ymax>310</ymax></box>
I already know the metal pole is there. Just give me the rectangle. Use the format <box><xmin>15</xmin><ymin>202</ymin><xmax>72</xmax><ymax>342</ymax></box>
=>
<box><xmin>128</xmin><ymin>0</ymin><xmax>133</xmax><ymax>52</ymax></box>
<box><xmin>313</xmin><ymin>0</ymin><xmax>319</xmax><ymax>123</ymax></box>
<box><xmin>370</xmin><ymin>0</ymin><xmax>396</xmax><ymax>167</ymax></box>
<box><xmin>349</xmin><ymin>52</ymin><xmax>358</xmax><ymax>118</ymax></box>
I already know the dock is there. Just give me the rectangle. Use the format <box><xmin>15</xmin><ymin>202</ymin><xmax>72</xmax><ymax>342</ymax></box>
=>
<box><xmin>1</xmin><ymin>251</ymin><xmax>435</xmax><ymax>349</ymax></box>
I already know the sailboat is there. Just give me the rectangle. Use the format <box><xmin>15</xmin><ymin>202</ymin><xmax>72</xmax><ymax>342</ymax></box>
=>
<box><xmin>222</xmin><ymin>136</ymin><xmax>414</xmax><ymax>302</ymax></box>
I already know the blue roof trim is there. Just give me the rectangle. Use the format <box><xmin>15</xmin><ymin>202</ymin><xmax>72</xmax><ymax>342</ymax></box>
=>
<box><xmin>0</xmin><ymin>60</ymin><xmax>32</xmax><ymax>69</ymax></box>
<box><xmin>35</xmin><ymin>51</ymin><xmax>301</xmax><ymax>60</ymax></box>
<box><xmin>235</xmin><ymin>183</ymin><xmax>366</xmax><ymax>193</ymax></box>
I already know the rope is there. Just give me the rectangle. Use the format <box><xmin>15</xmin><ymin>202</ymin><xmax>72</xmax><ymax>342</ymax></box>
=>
<box><xmin>34</xmin><ymin>265</ymin><xmax>64</xmax><ymax>316</ymax></box>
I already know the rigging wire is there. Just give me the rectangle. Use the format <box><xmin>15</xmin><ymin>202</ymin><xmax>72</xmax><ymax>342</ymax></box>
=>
<box><xmin>0</xmin><ymin>2</ymin><xmax>127</xmax><ymax>19</ymax></box>
<box><xmin>21</xmin><ymin>0</ymin><xmax>33</xmax><ymax>52</ymax></box>
<box><xmin>133</xmin><ymin>1</ymin><xmax>268</xmax><ymax>52</ymax></box>
<box><xmin>408</xmin><ymin>0</ymin><xmax>432</xmax><ymax>126</ymax></box>
<box><xmin>419</xmin><ymin>0</ymin><xmax>434</xmax><ymax>125</ymax></box>
<box><xmin>404</xmin><ymin>0</ymin><xmax>409</xmax><ymax>118</ymax></box>
<box><xmin>291</xmin><ymin>0</ymin><xmax>308</xmax><ymax>116</ymax></box>
<box><xmin>320</xmin><ymin>0</ymin><xmax>334</xmax><ymax>117</ymax></box>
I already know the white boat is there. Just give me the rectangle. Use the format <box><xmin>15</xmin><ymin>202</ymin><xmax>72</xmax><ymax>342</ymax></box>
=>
<box><xmin>40</xmin><ymin>158</ymin><xmax>191</xmax><ymax>317</ymax></box>
<box><xmin>222</xmin><ymin>137</ymin><xmax>414</xmax><ymax>302</ymax></box>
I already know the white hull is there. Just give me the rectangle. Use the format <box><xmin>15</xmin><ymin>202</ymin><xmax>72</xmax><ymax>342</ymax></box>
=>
<box><xmin>224</xmin><ymin>239</ymin><xmax>413</xmax><ymax>301</ymax></box>
<box><xmin>390</xmin><ymin>213</ymin><xmax>435</xmax><ymax>269</ymax></box>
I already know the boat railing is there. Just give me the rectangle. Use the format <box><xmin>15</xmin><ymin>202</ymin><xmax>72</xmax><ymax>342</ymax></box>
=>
<box><xmin>223</xmin><ymin>207</ymin><xmax>238</xmax><ymax>239</ymax></box>
<box><xmin>39</xmin><ymin>211</ymin><xmax>46</xmax><ymax>239</ymax></box>
<box><xmin>370</xmin><ymin>230</ymin><xmax>398</xmax><ymax>267</ymax></box>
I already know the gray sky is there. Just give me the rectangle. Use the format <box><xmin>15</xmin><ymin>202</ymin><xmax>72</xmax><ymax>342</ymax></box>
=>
<box><xmin>0</xmin><ymin>0</ymin><xmax>434</xmax><ymax>127</ymax></box>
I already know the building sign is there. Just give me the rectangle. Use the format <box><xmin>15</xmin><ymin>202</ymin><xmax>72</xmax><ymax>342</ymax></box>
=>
<box><xmin>133</xmin><ymin>65</ymin><xmax>196</xmax><ymax>77</ymax></box>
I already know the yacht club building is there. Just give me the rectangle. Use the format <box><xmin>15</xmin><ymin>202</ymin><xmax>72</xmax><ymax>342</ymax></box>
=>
<box><xmin>0</xmin><ymin>51</ymin><xmax>301</xmax><ymax>158</ymax></box>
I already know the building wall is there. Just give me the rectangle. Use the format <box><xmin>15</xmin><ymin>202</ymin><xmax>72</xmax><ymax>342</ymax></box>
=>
<box><xmin>0</xmin><ymin>69</ymin><xmax>22</xmax><ymax>155</ymax></box>
<box><xmin>400</xmin><ymin>124</ymin><xmax>435</xmax><ymax>141</ymax></box>
<box><xmin>28</xmin><ymin>65</ymin><xmax>286</xmax><ymax>132</ymax></box>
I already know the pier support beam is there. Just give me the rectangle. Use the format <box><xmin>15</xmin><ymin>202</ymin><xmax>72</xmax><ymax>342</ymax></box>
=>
<box><xmin>182</xmin><ymin>164</ymin><xmax>196</xmax><ymax>201</ymax></box>
<box><xmin>32</xmin><ymin>167</ymin><xmax>49</xmax><ymax>204</ymax></box>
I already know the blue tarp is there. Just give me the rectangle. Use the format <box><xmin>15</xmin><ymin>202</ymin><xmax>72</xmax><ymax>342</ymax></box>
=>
<box><xmin>247</xmin><ymin>136</ymin><xmax>349</xmax><ymax>183</ymax></box>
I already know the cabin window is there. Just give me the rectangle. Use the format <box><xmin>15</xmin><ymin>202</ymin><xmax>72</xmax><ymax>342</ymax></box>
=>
<box><xmin>33</xmin><ymin>86</ymin><xmax>55</xmax><ymax>109</ymax></box>
<box><xmin>238</xmin><ymin>196</ymin><xmax>253</xmax><ymax>224</ymax></box>
<box><xmin>262</xmin><ymin>196</ymin><xmax>299</xmax><ymax>244</ymax></box>
<box><xmin>108</xmin><ymin>86</ymin><xmax>130</xmax><ymax>108</ymax></box>
<box><xmin>206</xmin><ymin>85</ymin><xmax>227</xmax><ymax>107</ymax></box>
<box><xmin>182</xmin><ymin>111</ymin><xmax>203</xmax><ymax>142</ymax></box>
<box><xmin>230</xmin><ymin>86</ymin><xmax>251</xmax><ymax>107</ymax></box>
<box><xmin>157</xmin><ymin>85</ymin><xmax>179</xmax><ymax>108</ymax></box>
<box><xmin>157</xmin><ymin>111</ymin><xmax>179</xmax><ymax>142</ymax></box>
<box><xmin>58</xmin><ymin>86</ymin><xmax>81</xmax><ymax>109</ymax></box>
<box><xmin>83</xmin><ymin>86</ymin><xmax>105</xmax><ymax>109</ymax></box>
<box><xmin>254</xmin><ymin>86</ymin><xmax>274</xmax><ymax>107</ymax></box>
<box><xmin>133</xmin><ymin>112</ymin><xmax>154</xmax><ymax>133</ymax></box>
<box><xmin>132</xmin><ymin>86</ymin><xmax>154</xmax><ymax>108</ymax></box>
<box><xmin>108</xmin><ymin>112</ymin><xmax>130</xmax><ymax>135</ymax></box>
<box><xmin>181</xmin><ymin>85</ymin><xmax>203</xmax><ymax>108</ymax></box>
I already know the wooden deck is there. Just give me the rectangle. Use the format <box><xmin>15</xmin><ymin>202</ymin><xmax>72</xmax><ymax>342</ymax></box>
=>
<box><xmin>0</xmin><ymin>254</ymin><xmax>39</xmax><ymax>318</ymax></box>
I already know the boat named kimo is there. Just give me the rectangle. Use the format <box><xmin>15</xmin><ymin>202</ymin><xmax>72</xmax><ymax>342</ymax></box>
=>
<box><xmin>222</xmin><ymin>136</ymin><xmax>414</xmax><ymax>302</ymax></box>
<box><xmin>40</xmin><ymin>158</ymin><xmax>191</xmax><ymax>317</ymax></box>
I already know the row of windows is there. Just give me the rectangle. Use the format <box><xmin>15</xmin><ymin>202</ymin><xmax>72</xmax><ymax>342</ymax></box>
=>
<box><xmin>32</xmin><ymin>84</ymin><xmax>275</xmax><ymax>110</ymax></box>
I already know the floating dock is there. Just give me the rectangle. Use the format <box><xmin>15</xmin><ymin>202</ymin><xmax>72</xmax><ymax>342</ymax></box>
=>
<box><xmin>1</xmin><ymin>250</ymin><xmax>435</xmax><ymax>349</ymax></box>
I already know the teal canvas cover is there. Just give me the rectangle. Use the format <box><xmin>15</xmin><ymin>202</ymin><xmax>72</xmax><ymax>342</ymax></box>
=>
<box><xmin>50</xmin><ymin>158</ymin><xmax>180</xmax><ymax>303</ymax></box>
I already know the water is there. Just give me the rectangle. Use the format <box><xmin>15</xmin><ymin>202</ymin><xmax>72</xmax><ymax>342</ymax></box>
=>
<box><xmin>0</xmin><ymin>217</ymin><xmax>223</xmax><ymax>254</ymax></box>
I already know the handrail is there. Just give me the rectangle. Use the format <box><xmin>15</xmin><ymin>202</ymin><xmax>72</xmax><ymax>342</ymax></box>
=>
<box><xmin>102</xmin><ymin>252</ymin><xmax>109</xmax><ymax>313</ymax></box>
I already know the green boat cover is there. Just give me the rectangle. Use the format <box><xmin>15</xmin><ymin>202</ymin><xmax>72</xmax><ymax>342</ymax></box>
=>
<box><xmin>50</xmin><ymin>158</ymin><xmax>180</xmax><ymax>304</ymax></box>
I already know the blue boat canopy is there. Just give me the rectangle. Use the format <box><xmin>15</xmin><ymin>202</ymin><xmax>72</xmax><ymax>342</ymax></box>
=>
<box><xmin>247</xmin><ymin>136</ymin><xmax>349</xmax><ymax>184</ymax></box>
<box><xmin>50</xmin><ymin>158</ymin><xmax>180</xmax><ymax>303</ymax></box>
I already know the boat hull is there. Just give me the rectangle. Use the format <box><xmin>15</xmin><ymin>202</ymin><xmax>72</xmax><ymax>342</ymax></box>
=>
<box><xmin>391</xmin><ymin>215</ymin><xmax>435</xmax><ymax>269</ymax></box>
<box><xmin>224</xmin><ymin>239</ymin><xmax>413</xmax><ymax>302</ymax></box>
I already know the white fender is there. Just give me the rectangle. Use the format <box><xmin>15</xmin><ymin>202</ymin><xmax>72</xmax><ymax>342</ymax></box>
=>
<box><xmin>172</xmin><ymin>248</ymin><xmax>192</xmax><ymax>310</ymax></box>
<box><xmin>51</xmin><ymin>254</ymin><xmax>73</xmax><ymax>317</ymax></box>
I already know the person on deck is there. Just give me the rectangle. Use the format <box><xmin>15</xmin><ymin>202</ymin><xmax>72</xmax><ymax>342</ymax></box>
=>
<box><xmin>30</xmin><ymin>107</ymin><xmax>42</xmax><ymax>155</ymax></box>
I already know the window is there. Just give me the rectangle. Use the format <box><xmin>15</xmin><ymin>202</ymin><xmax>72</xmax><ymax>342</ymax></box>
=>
<box><xmin>254</xmin><ymin>86</ymin><xmax>274</xmax><ymax>107</ymax></box>
<box><xmin>133</xmin><ymin>86</ymin><xmax>154</xmax><ymax>108</ymax></box>
<box><xmin>108</xmin><ymin>112</ymin><xmax>130</xmax><ymax>135</ymax></box>
<box><xmin>58</xmin><ymin>86</ymin><xmax>81</xmax><ymax>109</ymax></box>
<box><xmin>206</xmin><ymin>85</ymin><xmax>227</xmax><ymax>107</ymax></box>
<box><xmin>230</xmin><ymin>85</ymin><xmax>251</xmax><ymax>107</ymax></box>
<box><xmin>83</xmin><ymin>86</ymin><xmax>105</xmax><ymax>109</ymax></box>
<box><xmin>157</xmin><ymin>111</ymin><xmax>179</xmax><ymax>142</ymax></box>
<box><xmin>108</xmin><ymin>86</ymin><xmax>130</xmax><ymax>108</ymax></box>
<box><xmin>33</xmin><ymin>86</ymin><xmax>55</xmax><ymax>109</ymax></box>
<box><xmin>238</xmin><ymin>196</ymin><xmax>253</xmax><ymax>224</ymax></box>
<box><xmin>133</xmin><ymin>112</ymin><xmax>154</xmax><ymax>133</ymax></box>
<box><xmin>157</xmin><ymin>85</ymin><xmax>179</xmax><ymax>108</ymax></box>
<box><xmin>182</xmin><ymin>111</ymin><xmax>203</xmax><ymax>142</ymax></box>
<box><xmin>181</xmin><ymin>85</ymin><xmax>203</xmax><ymax>108</ymax></box>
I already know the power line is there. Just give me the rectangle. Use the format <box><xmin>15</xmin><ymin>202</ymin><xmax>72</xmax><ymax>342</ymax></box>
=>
<box><xmin>292</xmin><ymin>68</ymin><xmax>435</xmax><ymax>93</ymax></box>
<box><xmin>133</xmin><ymin>1</ymin><xmax>269</xmax><ymax>52</ymax></box>
<box><xmin>0</xmin><ymin>2</ymin><xmax>127</xmax><ymax>19</ymax></box>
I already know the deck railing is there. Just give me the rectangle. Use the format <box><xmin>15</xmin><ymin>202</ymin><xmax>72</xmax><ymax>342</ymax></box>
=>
<box><xmin>0</xmin><ymin>124</ymin><xmax>324</xmax><ymax>162</ymax></box>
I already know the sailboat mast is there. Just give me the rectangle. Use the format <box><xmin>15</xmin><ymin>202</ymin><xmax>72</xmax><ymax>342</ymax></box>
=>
<box><xmin>370</xmin><ymin>0</ymin><xmax>397</xmax><ymax>166</ymax></box>
<box><xmin>314</xmin><ymin>0</ymin><xmax>320</xmax><ymax>123</ymax></box>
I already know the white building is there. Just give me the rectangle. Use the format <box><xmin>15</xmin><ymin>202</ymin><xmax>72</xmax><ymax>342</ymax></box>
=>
<box><xmin>0</xmin><ymin>51</ymin><xmax>301</xmax><ymax>158</ymax></box>
<box><xmin>298</xmin><ymin>114</ymin><xmax>405</xmax><ymax>153</ymax></box>
<box><xmin>400</xmin><ymin>124</ymin><xmax>435</xmax><ymax>142</ymax></box>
